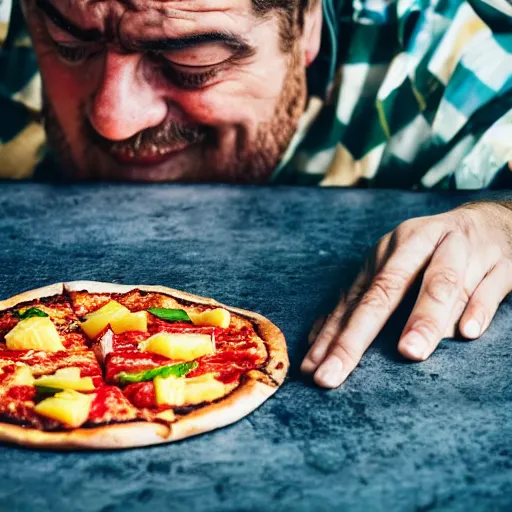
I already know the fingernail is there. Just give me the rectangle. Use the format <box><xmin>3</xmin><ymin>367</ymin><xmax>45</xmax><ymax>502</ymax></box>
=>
<box><xmin>300</xmin><ymin>357</ymin><xmax>318</xmax><ymax>374</ymax></box>
<box><xmin>301</xmin><ymin>346</ymin><xmax>322</xmax><ymax>374</ymax></box>
<box><xmin>314</xmin><ymin>356</ymin><xmax>344</xmax><ymax>389</ymax></box>
<box><xmin>401</xmin><ymin>332</ymin><xmax>428</xmax><ymax>361</ymax></box>
<box><xmin>463</xmin><ymin>319</ymin><xmax>481</xmax><ymax>339</ymax></box>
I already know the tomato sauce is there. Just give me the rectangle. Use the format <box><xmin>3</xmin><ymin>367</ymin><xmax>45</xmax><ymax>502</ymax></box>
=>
<box><xmin>88</xmin><ymin>386</ymin><xmax>138</xmax><ymax>423</ymax></box>
<box><xmin>61</xmin><ymin>332</ymin><xmax>90</xmax><ymax>351</ymax></box>
<box><xmin>88</xmin><ymin>386</ymin><xmax>110</xmax><ymax>421</ymax></box>
<box><xmin>0</xmin><ymin>313</ymin><xmax>17</xmax><ymax>338</ymax></box>
<box><xmin>7</xmin><ymin>385</ymin><xmax>35</xmax><ymax>401</ymax></box>
<box><xmin>111</xmin><ymin>331</ymin><xmax>150</xmax><ymax>351</ymax></box>
<box><xmin>123</xmin><ymin>382</ymin><xmax>156</xmax><ymax>409</ymax></box>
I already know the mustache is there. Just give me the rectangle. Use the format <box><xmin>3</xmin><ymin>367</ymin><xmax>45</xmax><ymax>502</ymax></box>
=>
<box><xmin>90</xmin><ymin>121</ymin><xmax>210</xmax><ymax>156</ymax></box>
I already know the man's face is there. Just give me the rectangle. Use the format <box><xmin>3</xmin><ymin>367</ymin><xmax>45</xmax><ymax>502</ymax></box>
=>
<box><xmin>23</xmin><ymin>0</ymin><xmax>320</xmax><ymax>182</ymax></box>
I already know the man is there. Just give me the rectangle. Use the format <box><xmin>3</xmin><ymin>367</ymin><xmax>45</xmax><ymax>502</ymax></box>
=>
<box><xmin>1</xmin><ymin>0</ymin><xmax>512</xmax><ymax>389</ymax></box>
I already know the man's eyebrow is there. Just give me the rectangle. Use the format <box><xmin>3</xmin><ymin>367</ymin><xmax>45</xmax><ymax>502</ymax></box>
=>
<box><xmin>35</xmin><ymin>0</ymin><xmax>253</xmax><ymax>56</ymax></box>
<box><xmin>36</xmin><ymin>0</ymin><xmax>101</xmax><ymax>42</ymax></box>
<box><xmin>124</xmin><ymin>33</ymin><xmax>253</xmax><ymax>55</ymax></box>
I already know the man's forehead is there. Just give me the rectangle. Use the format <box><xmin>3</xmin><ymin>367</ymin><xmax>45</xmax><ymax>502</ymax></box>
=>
<box><xmin>43</xmin><ymin>0</ymin><xmax>256</xmax><ymax>35</ymax></box>
<box><xmin>48</xmin><ymin>0</ymin><xmax>254</xmax><ymax>19</ymax></box>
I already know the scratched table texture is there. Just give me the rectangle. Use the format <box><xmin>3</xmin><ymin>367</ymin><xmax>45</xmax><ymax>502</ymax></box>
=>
<box><xmin>0</xmin><ymin>183</ymin><xmax>510</xmax><ymax>512</ymax></box>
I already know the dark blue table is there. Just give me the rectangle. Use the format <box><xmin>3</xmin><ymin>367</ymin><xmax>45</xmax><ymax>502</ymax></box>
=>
<box><xmin>0</xmin><ymin>184</ymin><xmax>510</xmax><ymax>512</ymax></box>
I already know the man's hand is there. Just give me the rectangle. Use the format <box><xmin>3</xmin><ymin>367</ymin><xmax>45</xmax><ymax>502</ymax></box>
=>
<box><xmin>301</xmin><ymin>202</ymin><xmax>512</xmax><ymax>388</ymax></box>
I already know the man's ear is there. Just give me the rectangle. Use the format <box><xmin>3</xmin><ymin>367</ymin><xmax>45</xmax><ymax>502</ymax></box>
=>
<box><xmin>302</xmin><ymin>1</ymin><xmax>323</xmax><ymax>67</ymax></box>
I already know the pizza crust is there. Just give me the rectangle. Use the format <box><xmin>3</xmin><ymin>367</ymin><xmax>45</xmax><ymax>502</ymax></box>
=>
<box><xmin>0</xmin><ymin>281</ymin><xmax>289</xmax><ymax>450</ymax></box>
<box><xmin>0</xmin><ymin>283</ymin><xmax>64</xmax><ymax>312</ymax></box>
<box><xmin>0</xmin><ymin>379</ymin><xmax>275</xmax><ymax>450</ymax></box>
<box><xmin>0</xmin><ymin>420</ymin><xmax>171</xmax><ymax>450</ymax></box>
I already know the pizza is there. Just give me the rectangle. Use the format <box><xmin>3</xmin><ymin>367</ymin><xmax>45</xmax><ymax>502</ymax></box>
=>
<box><xmin>0</xmin><ymin>282</ymin><xmax>288</xmax><ymax>450</ymax></box>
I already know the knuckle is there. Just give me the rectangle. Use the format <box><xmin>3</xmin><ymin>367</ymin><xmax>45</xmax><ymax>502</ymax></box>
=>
<box><xmin>409</xmin><ymin>318</ymin><xmax>441</xmax><ymax>343</ymax></box>
<box><xmin>330</xmin><ymin>343</ymin><xmax>360</xmax><ymax>370</ymax></box>
<box><xmin>453</xmin><ymin>208</ymin><xmax>480</xmax><ymax>238</ymax></box>
<box><xmin>362</xmin><ymin>285</ymin><xmax>393</xmax><ymax>311</ymax></box>
<box><xmin>393</xmin><ymin>219</ymin><xmax>418</xmax><ymax>242</ymax></box>
<box><xmin>424</xmin><ymin>269</ymin><xmax>460</xmax><ymax>305</ymax></box>
<box><xmin>446</xmin><ymin>230</ymin><xmax>468</xmax><ymax>246</ymax></box>
<box><xmin>422</xmin><ymin>220</ymin><xmax>447</xmax><ymax>245</ymax></box>
<box><xmin>404</xmin><ymin>233</ymin><xmax>431</xmax><ymax>257</ymax></box>
<box><xmin>359</xmin><ymin>269</ymin><xmax>408</xmax><ymax>312</ymax></box>
<box><xmin>399</xmin><ymin>222</ymin><xmax>441</xmax><ymax>255</ymax></box>
<box><xmin>318</xmin><ymin>320</ymin><xmax>341</xmax><ymax>341</ymax></box>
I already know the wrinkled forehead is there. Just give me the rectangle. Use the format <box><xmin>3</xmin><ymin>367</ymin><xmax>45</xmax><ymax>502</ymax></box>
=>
<box><xmin>36</xmin><ymin>0</ymin><xmax>256</xmax><ymax>41</ymax></box>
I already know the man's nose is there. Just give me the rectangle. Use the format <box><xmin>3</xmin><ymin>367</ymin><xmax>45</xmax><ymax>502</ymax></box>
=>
<box><xmin>88</xmin><ymin>52</ymin><xmax>167</xmax><ymax>141</ymax></box>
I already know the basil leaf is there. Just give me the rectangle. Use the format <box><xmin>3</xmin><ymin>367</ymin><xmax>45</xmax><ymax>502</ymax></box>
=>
<box><xmin>34</xmin><ymin>385</ymin><xmax>63</xmax><ymax>402</ymax></box>
<box><xmin>148</xmin><ymin>308</ymin><xmax>191</xmax><ymax>323</ymax></box>
<box><xmin>117</xmin><ymin>362</ymin><xmax>198</xmax><ymax>384</ymax></box>
<box><xmin>14</xmin><ymin>308</ymin><xmax>49</xmax><ymax>320</ymax></box>
<box><xmin>34</xmin><ymin>385</ymin><xmax>63</xmax><ymax>393</ymax></box>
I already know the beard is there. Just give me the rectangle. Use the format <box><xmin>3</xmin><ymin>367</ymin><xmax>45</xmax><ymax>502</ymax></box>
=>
<box><xmin>42</xmin><ymin>50</ymin><xmax>308</xmax><ymax>183</ymax></box>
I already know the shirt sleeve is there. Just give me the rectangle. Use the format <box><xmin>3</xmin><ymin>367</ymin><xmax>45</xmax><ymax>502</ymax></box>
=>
<box><xmin>0</xmin><ymin>0</ymin><xmax>45</xmax><ymax>179</ymax></box>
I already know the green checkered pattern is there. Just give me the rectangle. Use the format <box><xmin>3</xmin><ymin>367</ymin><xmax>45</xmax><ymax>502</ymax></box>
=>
<box><xmin>275</xmin><ymin>0</ymin><xmax>512</xmax><ymax>189</ymax></box>
<box><xmin>1</xmin><ymin>0</ymin><xmax>511</xmax><ymax>188</ymax></box>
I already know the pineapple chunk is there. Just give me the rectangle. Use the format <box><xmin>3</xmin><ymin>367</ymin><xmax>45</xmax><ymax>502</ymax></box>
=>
<box><xmin>34</xmin><ymin>390</ymin><xmax>94</xmax><ymax>427</ymax></box>
<box><xmin>185</xmin><ymin>374</ymin><xmax>226</xmax><ymax>404</ymax></box>
<box><xmin>80</xmin><ymin>301</ymin><xmax>130</xmax><ymax>339</ymax></box>
<box><xmin>111</xmin><ymin>311</ymin><xmax>148</xmax><ymax>334</ymax></box>
<box><xmin>11</xmin><ymin>366</ymin><xmax>35</xmax><ymax>386</ymax></box>
<box><xmin>154</xmin><ymin>373</ymin><xmax>226</xmax><ymax>406</ymax></box>
<box><xmin>34</xmin><ymin>367</ymin><xmax>95</xmax><ymax>391</ymax></box>
<box><xmin>5</xmin><ymin>317</ymin><xmax>65</xmax><ymax>352</ymax></box>
<box><xmin>189</xmin><ymin>309</ymin><xmax>231</xmax><ymax>328</ymax></box>
<box><xmin>154</xmin><ymin>376</ymin><xmax>185</xmax><ymax>406</ymax></box>
<box><xmin>139</xmin><ymin>333</ymin><xmax>214</xmax><ymax>361</ymax></box>
<box><xmin>80</xmin><ymin>301</ymin><xmax>148</xmax><ymax>339</ymax></box>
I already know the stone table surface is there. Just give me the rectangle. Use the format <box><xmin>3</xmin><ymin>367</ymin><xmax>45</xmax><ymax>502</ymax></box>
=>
<box><xmin>0</xmin><ymin>183</ymin><xmax>510</xmax><ymax>512</ymax></box>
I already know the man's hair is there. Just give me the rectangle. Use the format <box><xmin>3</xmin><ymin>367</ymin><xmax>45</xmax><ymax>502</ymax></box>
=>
<box><xmin>252</xmin><ymin>0</ymin><xmax>318</xmax><ymax>51</ymax></box>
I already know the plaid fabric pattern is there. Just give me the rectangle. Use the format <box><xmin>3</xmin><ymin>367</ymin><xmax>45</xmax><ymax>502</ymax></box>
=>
<box><xmin>0</xmin><ymin>0</ymin><xmax>511</xmax><ymax>188</ymax></box>
<box><xmin>0</xmin><ymin>0</ymin><xmax>45</xmax><ymax>178</ymax></box>
<box><xmin>275</xmin><ymin>0</ymin><xmax>512</xmax><ymax>189</ymax></box>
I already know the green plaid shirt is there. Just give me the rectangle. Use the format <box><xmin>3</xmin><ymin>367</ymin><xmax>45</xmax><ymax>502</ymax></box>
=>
<box><xmin>1</xmin><ymin>0</ymin><xmax>511</xmax><ymax>188</ymax></box>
